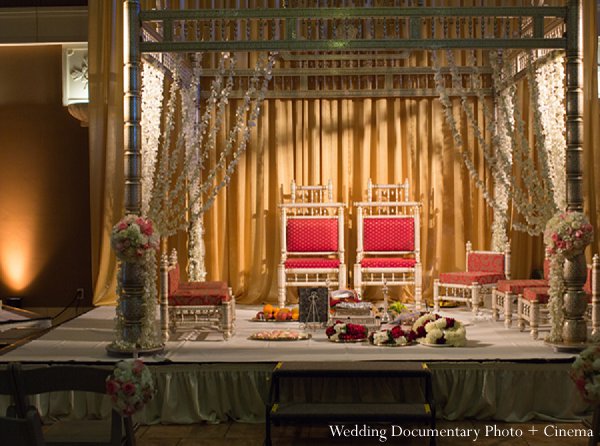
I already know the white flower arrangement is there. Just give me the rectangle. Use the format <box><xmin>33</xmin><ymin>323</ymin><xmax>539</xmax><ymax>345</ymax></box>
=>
<box><xmin>105</xmin><ymin>359</ymin><xmax>155</xmax><ymax>416</ymax></box>
<box><xmin>412</xmin><ymin>313</ymin><xmax>466</xmax><ymax>347</ymax></box>
<box><xmin>110</xmin><ymin>215</ymin><xmax>159</xmax><ymax>263</ymax></box>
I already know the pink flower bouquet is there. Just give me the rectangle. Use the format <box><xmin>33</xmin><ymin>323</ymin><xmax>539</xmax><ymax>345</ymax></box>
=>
<box><xmin>110</xmin><ymin>215</ymin><xmax>159</xmax><ymax>263</ymax></box>
<box><xmin>105</xmin><ymin>359</ymin><xmax>155</xmax><ymax>416</ymax></box>
<box><xmin>544</xmin><ymin>211</ymin><xmax>593</xmax><ymax>258</ymax></box>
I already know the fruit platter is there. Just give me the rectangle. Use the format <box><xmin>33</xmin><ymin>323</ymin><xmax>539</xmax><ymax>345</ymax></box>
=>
<box><xmin>248</xmin><ymin>330</ymin><xmax>311</xmax><ymax>341</ymax></box>
<box><xmin>252</xmin><ymin>304</ymin><xmax>299</xmax><ymax>322</ymax></box>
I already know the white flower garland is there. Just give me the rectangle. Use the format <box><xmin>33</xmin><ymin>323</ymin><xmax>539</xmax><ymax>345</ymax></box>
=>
<box><xmin>432</xmin><ymin>49</ymin><xmax>563</xmax><ymax>239</ymax></box>
<box><xmin>141</xmin><ymin>61</ymin><xmax>164</xmax><ymax>216</ymax></box>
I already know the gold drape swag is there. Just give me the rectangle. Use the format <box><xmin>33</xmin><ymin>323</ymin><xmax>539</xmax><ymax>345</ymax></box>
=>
<box><xmin>89</xmin><ymin>1</ymin><xmax>599</xmax><ymax>306</ymax></box>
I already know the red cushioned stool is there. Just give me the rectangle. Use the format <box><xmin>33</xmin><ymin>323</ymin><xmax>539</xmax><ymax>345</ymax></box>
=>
<box><xmin>492</xmin><ymin>259</ymin><xmax>549</xmax><ymax>328</ymax></box>
<box><xmin>517</xmin><ymin>286</ymin><xmax>550</xmax><ymax>340</ymax></box>
<box><xmin>165</xmin><ymin>249</ymin><xmax>235</xmax><ymax>340</ymax></box>
<box><xmin>434</xmin><ymin>241</ymin><xmax>510</xmax><ymax>314</ymax></box>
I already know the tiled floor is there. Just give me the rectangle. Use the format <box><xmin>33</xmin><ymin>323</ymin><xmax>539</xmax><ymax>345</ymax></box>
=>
<box><xmin>135</xmin><ymin>419</ymin><xmax>594</xmax><ymax>445</ymax></box>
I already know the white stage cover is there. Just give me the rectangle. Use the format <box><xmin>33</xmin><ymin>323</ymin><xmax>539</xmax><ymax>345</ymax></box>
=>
<box><xmin>0</xmin><ymin>306</ymin><xmax>590</xmax><ymax>424</ymax></box>
<box><xmin>0</xmin><ymin>305</ymin><xmax>581</xmax><ymax>363</ymax></box>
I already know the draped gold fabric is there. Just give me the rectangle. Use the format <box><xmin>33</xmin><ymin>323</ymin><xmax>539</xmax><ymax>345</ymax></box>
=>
<box><xmin>89</xmin><ymin>1</ymin><xmax>599</xmax><ymax>306</ymax></box>
<box><xmin>88</xmin><ymin>0</ymin><xmax>124</xmax><ymax>306</ymax></box>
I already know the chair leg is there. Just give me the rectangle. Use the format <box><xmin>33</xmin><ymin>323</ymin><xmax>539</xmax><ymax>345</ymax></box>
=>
<box><xmin>353</xmin><ymin>264</ymin><xmax>362</xmax><ymax>299</ymax></box>
<box><xmin>433</xmin><ymin>279</ymin><xmax>440</xmax><ymax>312</ymax></box>
<box><xmin>222</xmin><ymin>299</ymin><xmax>233</xmax><ymax>340</ymax></box>
<box><xmin>277</xmin><ymin>264</ymin><xmax>286</xmax><ymax>308</ymax></box>
<box><xmin>504</xmin><ymin>292</ymin><xmax>513</xmax><ymax>328</ymax></box>
<box><xmin>531</xmin><ymin>301</ymin><xmax>539</xmax><ymax>340</ymax></box>
<box><xmin>492</xmin><ymin>290</ymin><xmax>499</xmax><ymax>321</ymax></box>
<box><xmin>415</xmin><ymin>262</ymin><xmax>423</xmax><ymax>311</ymax></box>
<box><xmin>471</xmin><ymin>284</ymin><xmax>480</xmax><ymax>314</ymax></box>
<box><xmin>517</xmin><ymin>297</ymin><xmax>525</xmax><ymax>331</ymax></box>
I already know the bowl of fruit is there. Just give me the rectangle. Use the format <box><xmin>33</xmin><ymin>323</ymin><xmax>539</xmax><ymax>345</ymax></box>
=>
<box><xmin>253</xmin><ymin>304</ymin><xmax>299</xmax><ymax>322</ymax></box>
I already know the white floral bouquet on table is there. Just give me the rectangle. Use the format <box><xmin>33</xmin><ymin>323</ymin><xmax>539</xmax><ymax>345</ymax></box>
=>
<box><xmin>105</xmin><ymin>359</ymin><xmax>156</xmax><ymax>416</ymax></box>
<box><xmin>544</xmin><ymin>211</ymin><xmax>593</xmax><ymax>259</ymax></box>
<box><xmin>412</xmin><ymin>313</ymin><xmax>467</xmax><ymax>347</ymax></box>
<box><xmin>110</xmin><ymin>215</ymin><xmax>159</xmax><ymax>263</ymax></box>
<box><xmin>570</xmin><ymin>345</ymin><xmax>600</xmax><ymax>403</ymax></box>
<box><xmin>369</xmin><ymin>325</ymin><xmax>417</xmax><ymax>346</ymax></box>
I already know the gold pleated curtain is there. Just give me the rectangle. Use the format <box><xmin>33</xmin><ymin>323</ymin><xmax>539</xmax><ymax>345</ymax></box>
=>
<box><xmin>89</xmin><ymin>0</ymin><xmax>600</xmax><ymax>306</ymax></box>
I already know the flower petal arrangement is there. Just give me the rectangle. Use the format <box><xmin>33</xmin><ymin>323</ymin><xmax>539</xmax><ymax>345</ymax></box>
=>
<box><xmin>544</xmin><ymin>211</ymin><xmax>593</xmax><ymax>259</ymax></box>
<box><xmin>412</xmin><ymin>313</ymin><xmax>467</xmax><ymax>347</ymax></box>
<box><xmin>111</xmin><ymin>214</ymin><xmax>159</xmax><ymax>263</ymax></box>
<box><xmin>369</xmin><ymin>325</ymin><xmax>417</xmax><ymax>346</ymax></box>
<box><xmin>325</xmin><ymin>320</ymin><xmax>368</xmax><ymax>342</ymax></box>
<box><xmin>105</xmin><ymin>359</ymin><xmax>156</xmax><ymax>417</ymax></box>
<box><xmin>570</xmin><ymin>345</ymin><xmax>600</xmax><ymax>403</ymax></box>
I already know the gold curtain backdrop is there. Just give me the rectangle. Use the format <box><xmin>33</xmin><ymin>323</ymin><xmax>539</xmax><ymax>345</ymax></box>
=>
<box><xmin>88</xmin><ymin>0</ymin><xmax>600</xmax><ymax>306</ymax></box>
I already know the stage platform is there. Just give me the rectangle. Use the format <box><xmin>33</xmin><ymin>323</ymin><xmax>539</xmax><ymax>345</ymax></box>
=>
<box><xmin>0</xmin><ymin>305</ymin><xmax>590</xmax><ymax>424</ymax></box>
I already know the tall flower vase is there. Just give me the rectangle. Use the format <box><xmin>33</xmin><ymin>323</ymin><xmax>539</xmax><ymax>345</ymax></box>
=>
<box><xmin>562</xmin><ymin>252</ymin><xmax>589</xmax><ymax>344</ymax></box>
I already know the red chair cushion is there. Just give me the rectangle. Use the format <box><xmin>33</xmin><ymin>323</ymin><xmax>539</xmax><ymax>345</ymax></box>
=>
<box><xmin>284</xmin><ymin>258</ymin><xmax>341</xmax><ymax>269</ymax></box>
<box><xmin>439</xmin><ymin>271</ymin><xmax>505</xmax><ymax>286</ymax></box>
<box><xmin>363</xmin><ymin>217</ymin><xmax>415</xmax><ymax>252</ymax></box>
<box><xmin>468</xmin><ymin>252</ymin><xmax>505</xmax><ymax>274</ymax></box>
<box><xmin>496</xmin><ymin>279</ymin><xmax>547</xmax><ymax>294</ymax></box>
<box><xmin>168</xmin><ymin>265</ymin><xmax>180</xmax><ymax>294</ymax></box>
<box><xmin>522</xmin><ymin>287</ymin><xmax>550</xmax><ymax>304</ymax></box>
<box><xmin>287</xmin><ymin>218</ymin><xmax>338</xmax><ymax>252</ymax></box>
<box><xmin>168</xmin><ymin>281</ymin><xmax>231</xmax><ymax>306</ymax></box>
<box><xmin>360</xmin><ymin>257</ymin><xmax>417</xmax><ymax>268</ymax></box>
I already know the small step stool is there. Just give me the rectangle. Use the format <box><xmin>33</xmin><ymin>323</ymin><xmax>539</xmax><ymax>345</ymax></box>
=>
<box><xmin>265</xmin><ymin>361</ymin><xmax>435</xmax><ymax>446</ymax></box>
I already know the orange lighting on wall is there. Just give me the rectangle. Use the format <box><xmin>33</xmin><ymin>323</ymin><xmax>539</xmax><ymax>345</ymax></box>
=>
<box><xmin>0</xmin><ymin>185</ymin><xmax>51</xmax><ymax>295</ymax></box>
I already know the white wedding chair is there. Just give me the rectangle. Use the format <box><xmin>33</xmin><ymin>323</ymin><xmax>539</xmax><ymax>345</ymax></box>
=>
<box><xmin>353</xmin><ymin>179</ymin><xmax>423</xmax><ymax>310</ymax></box>
<box><xmin>277</xmin><ymin>180</ymin><xmax>346</xmax><ymax>308</ymax></box>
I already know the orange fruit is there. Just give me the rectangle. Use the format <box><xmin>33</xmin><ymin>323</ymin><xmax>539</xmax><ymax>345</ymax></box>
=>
<box><xmin>263</xmin><ymin>304</ymin><xmax>274</xmax><ymax>316</ymax></box>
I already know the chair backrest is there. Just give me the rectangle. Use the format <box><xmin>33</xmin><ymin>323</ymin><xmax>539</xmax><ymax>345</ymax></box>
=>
<box><xmin>286</xmin><ymin>217</ymin><xmax>339</xmax><ymax>253</ymax></box>
<box><xmin>280</xmin><ymin>203</ymin><xmax>345</xmax><ymax>263</ymax></box>
<box><xmin>466</xmin><ymin>241</ymin><xmax>511</xmax><ymax>279</ymax></box>
<box><xmin>0</xmin><ymin>408</ymin><xmax>46</xmax><ymax>446</ymax></box>
<box><xmin>366</xmin><ymin>178</ymin><xmax>410</xmax><ymax>203</ymax></box>
<box><xmin>12</xmin><ymin>364</ymin><xmax>130</xmax><ymax>446</ymax></box>
<box><xmin>354</xmin><ymin>199</ymin><xmax>420</xmax><ymax>262</ymax></box>
<box><xmin>362</xmin><ymin>216</ymin><xmax>415</xmax><ymax>252</ymax></box>
<box><xmin>289</xmin><ymin>179</ymin><xmax>333</xmax><ymax>204</ymax></box>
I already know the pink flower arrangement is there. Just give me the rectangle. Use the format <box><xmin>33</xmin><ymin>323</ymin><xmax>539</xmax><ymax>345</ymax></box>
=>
<box><xmin>544</xmin><ymin>211</ymin><xmax>593</xmax><ymax>258</ymax></box>
<box><xmin>110</xmin><ymin>215</ymin><xmax>159</xmax><ymax>263</ymax></box>
<box><xmin>325</xmin><ymin>320</ymin><xmax>368</xmax><ymax>341</ymax></box>
<box><xmin>570</xmin><ymin>345</ymin><xmax>600</xmax><ymax>403</ymax></box>
<box><xmin>105</xmin><ymin>359</ymin><xmax>155</xmax><ymax>417</ymax></box>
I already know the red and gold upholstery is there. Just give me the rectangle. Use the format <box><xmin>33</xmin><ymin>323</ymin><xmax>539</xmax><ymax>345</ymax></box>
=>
<box><xmin>434</xmin><ymin>241</ymin><xmax>511</xmax><ymax>313</ymax></box>
<box><xmin>164</xmin><ymin>250</ymin><xmax>235</xmax><ymax>340</ymax></box>
<box><xmin>278</xmin><ymin>182</ymin><xmax>347</xmax><ymax>308</ymax></box>
<box><xmin>353</xmin><ymin>182</ymin><xmax>422</xmax><ymax>309</ymax></box>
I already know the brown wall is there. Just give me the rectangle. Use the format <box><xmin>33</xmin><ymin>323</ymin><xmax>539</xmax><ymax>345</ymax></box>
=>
<box><xmin>0</xmin><ymin>45</ymin><xmax>92</xmax><ymax>307</ymax></box>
